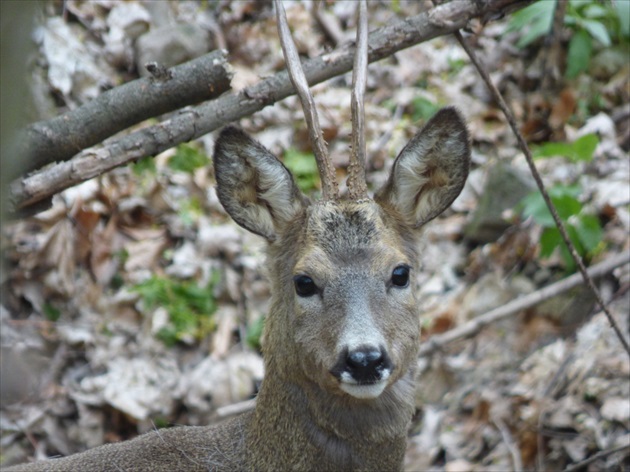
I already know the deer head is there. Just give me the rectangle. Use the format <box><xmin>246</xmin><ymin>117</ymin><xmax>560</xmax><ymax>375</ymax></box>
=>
<box><xmin>213</xmin><ymin>1</ymin><xmax>469</xmax><ymax>405</ymax></box>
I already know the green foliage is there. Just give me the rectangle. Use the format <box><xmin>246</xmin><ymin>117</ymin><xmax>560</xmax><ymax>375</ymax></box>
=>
<box><xmin>131</xmin><ymin>156</ymin><xmax>157</xmax><ymax>176</ymax></box>
<box><xmin>521</xmin><ymin>185</ymin><xmax>603</xmax><ymax>270</ymax></box>
<box><xmin>43</xmin><ymin>302</ymin><xmax>61</xmax><ymax>322</ymax></box>
<box><xmin>178</xmin><ymin>196</ymin><xmax>204</xmax><ymax>226</ymax></box>
<box><xmin>447</xmin><ymin>57</ymin><xmax>467</xmax><ymax>75</ymax></box>
<box><xmin>566</xmin><ymin>28</ymin><xmax>593</xmax><ymax>78</ymax></box>
<box><xmin>410</xmin><ymin>97</ymin><xmax>441</xmax><ymax>122</ymax></box>
<box><xmin>520</xmin><ymin>134</ymin><xmax>604</xmax><ymax>271</ymax></box>
<box><xmin>245</xmin><ymin>315</ymin><xmax>265</xmax><ymax>351</ymax></box>
<box><xmin>506</xmin><ymin>0</ymin><xmax>628</xmax><ymax>78</ymax></box>
<box><xmin>168</xmin><ymin>143</ymin><xmax>209</xmax><ymax>174</ymax></box>
<box><xmin>507</xmin><ymin>0</ymin><xmax>556</xmax><ymax>48</ymax></box>
<box><xmin>283</xmin><ymin>148</ymin><xmax>320</xmax><ymax>193</ymax></box>
<box><xmin>152</xmin><ymin>417</ymin><xmax>171</xmax><ymax>429</ymax></box>
<box><xmin>132</xmin><ymin>274</ymin><xmax>218</xmax><ymax>346</ymax></box>
<box><xmin>533</xmin><ymin>133</ymin><xmax>599</xmax><ymax>162</ymax></box>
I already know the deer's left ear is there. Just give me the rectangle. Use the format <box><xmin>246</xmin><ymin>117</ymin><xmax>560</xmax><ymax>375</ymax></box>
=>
<box><xmin>375</xmin><ymin>107</ymin><xmax>470</xmax><ymax>227</ymax></box>
<box><xmin>214</xmin><ymin>127</ymin><xmax>308</xmax><ymax>241</ymax></box>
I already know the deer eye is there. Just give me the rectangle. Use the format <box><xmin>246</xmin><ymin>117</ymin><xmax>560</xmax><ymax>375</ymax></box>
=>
<box><xmin>391</xmin><ymin>265</ymin><xmax>410</xmax><ymax>288</ymax></box>
<box><xmin>293</xmin><ymin>275</ymin><xmax>317</xmax><ymax>297</ymax></box>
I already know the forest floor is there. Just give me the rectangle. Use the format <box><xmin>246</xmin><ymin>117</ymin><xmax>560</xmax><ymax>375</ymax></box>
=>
<box><xmin>1</xmin><ymin>1</ymin><xmax>629</xmax><ymax>471</ymax></box>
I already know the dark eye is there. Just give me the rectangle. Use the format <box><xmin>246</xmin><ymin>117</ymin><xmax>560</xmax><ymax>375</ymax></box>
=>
<box><xmin>391</xmin><ymin>265</ymin><xmax>410</xmax><ymax>288</ymax></box>
<box><xmin>293</xmin><ymin>275</ymin><xmax>317</xmax><ymax>297</ymax></box>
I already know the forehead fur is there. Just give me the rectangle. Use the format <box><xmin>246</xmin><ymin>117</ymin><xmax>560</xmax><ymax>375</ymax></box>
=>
<box><xmin>302</xmin><ymin>201</ymin><xmax>407</xmax><ymax>260</ymax></box>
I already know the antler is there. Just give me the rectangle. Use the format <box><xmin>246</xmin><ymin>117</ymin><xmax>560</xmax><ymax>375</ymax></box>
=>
<box><xmin>347</xmin><ymin>0</ymin><xmax>369</xmax><ymax>200</ymax></box>
<box><xmin>274</xmin><ymin>0</ymin><xmax>339</xmax><ymax>201</ymax></box>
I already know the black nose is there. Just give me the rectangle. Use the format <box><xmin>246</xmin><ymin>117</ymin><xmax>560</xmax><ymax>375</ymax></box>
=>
<box><xmin>344</xmin><ymin>346</ymin><xmax>392</xmax><ymax>383</ymax></box>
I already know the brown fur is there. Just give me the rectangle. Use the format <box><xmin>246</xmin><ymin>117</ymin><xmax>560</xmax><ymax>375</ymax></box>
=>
<box><xmin>7</xmin><ymin>108</ymin><xmax>469</xmax><ymax>472</ymax></box>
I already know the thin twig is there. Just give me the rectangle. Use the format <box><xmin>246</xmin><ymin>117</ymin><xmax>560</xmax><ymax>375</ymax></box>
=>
<box><xmin>347</xmin><ymin>0</ymin><xmax>369</xmax><ymax>200</ymax></box>
<box><xmin>537</xmin><ymin>352</ymin><xmax>576</xmax><ymax>471</ymax></box>
<box><xmin>492</xmin><ymin>414</ymin><xmax>523</xmax><ymax>472</ymax></box>
<box><xmin>274</xmin><ymin>0</ymin><xmax>339</xmax><ymax>201</ymax></box>
<box><xmin>562</xmin><ymin>444</ymin><xmax>630</xmax><ymax>472</ymax></box>
<box><xmin>313</xmin><ymin>1</ymin><xmax>346</xmax><ymax>46</ymax></box>
<box><xmin>418</xmin><ymin>251</ymin><xmax>630</xmax><ymax>357</ymax></box>
<box><xmin>452</xmin><ymin>29</ymin><xmax>630</xmax><ymax>356</ymax></box>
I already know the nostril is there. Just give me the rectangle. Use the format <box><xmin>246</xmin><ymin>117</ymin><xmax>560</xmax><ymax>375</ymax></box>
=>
<box><xmin>347</xmin><ymin>349</ymin><xmax>382</xmax><ymax>369</ymax></box>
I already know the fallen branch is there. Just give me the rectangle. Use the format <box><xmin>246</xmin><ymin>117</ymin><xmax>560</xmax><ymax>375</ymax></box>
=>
<box><xmin>17</xmin><ymin>50</ymin><xmax>232</xmax><ymax>175</ymax></box>
<box><xmin>418</xmin><ymin>251</ymin><xmax>630</xmax><ymax>357</ymax></box>
<box><xmin>8</xmin><ymin>0</ymin><xmax>532</xmax><ymax>215</ymax></box>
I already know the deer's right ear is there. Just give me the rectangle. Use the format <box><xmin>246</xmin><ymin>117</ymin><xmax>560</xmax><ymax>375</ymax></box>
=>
<box><xmin>213</xmin><ymin>127</ymin><xmax>307</xmax><ymax>241</ymax></box>
<box><xmin>375</xmin><ymin>107</ymin><xmax>470</xmax><ymax>228</ymax></box>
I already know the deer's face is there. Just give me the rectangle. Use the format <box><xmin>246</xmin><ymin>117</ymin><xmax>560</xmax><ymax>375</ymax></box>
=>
<box><xmin>289</xmin><ymin>201</ymin><xmax>419</xmax><ymax>399</ymax></box>
<box><xmin>213</xmin><ymin>108</ymin><xmax>470</xmax><ymax>401</ymax></box>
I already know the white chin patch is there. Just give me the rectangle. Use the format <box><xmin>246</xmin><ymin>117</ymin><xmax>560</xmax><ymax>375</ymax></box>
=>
<box><xmin>340</xmin><ymin>380</ymin><xmax>388</xmax><ymax>399</ymax></box>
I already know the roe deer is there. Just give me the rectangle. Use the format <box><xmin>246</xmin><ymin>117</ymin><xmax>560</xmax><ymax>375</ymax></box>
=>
<box><xmin>6</xmin><ymin>1</ymin><xmax>469</xmax><ymax>471</ymax></box>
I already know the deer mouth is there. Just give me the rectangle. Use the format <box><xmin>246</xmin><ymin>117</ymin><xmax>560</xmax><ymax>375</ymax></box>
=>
<box><xmin>338</xmin><ymin>375</ymin><xmax>390</xmax><ymax>399</ymax></box>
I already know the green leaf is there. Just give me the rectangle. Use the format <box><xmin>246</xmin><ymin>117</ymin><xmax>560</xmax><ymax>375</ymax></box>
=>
<box><xmin>572</xmin><ymin>134</ymin><xmax>598</xmax><ymax>162</ymax></box>
<box><xmin>522</xmin><ymin>191</ymin><xmax>556</xmax><ymax>227</ymax></box>
<box><xmin>540</xmin><ymin>227</ymin><xmax>562</xmax><ymax>258</ymax></box>
<box><xmin>168</xmin><ymin>144</ymin><xmax>209</xmax><ymax>174</ymax></box>
<box><xmin>569</xmin><ymin>0</ymin><xmax>591</xmax><ymax>9</ymax></box>
<box><xmin>43</xmin><ymin>302</ymin><xmax>61</xmax><ymax>322</ymax></box>
<box><xmin>283</xmin><ymin>148</ymin><xmax>319</xmax><ymax>193</ymax></box>
<box><xmin>574</xmin><ymin>213</ymin><xmax>603</xmax><ymax>252</ymax></box>
<box><xmin>581</xmin><ymin>18</ymin><xmax>612</xmax><ymax>46</ymax></box>
<box><xmin>558</xmin><ymin>223</ymin><xmax>585</xmax><ymax>270</ymax></box>
<box><xmin>534</xmin><ymin>141</ymin><xmax>575</xmax><ymax>160</ymax></box>
<box><xmin>582</xmin><ymin>3</ymin><xmax>608</xmax><ymax>19</ymax></box>
<box><xmin>614</xmin><ymin>0</ymin><xmax>630</xmax><ymax>37</ymax></box>
<box><xmin>507</xmin><ymin>1</ymin><xmax>556</xmax><ymax>32</ymax></box>
<box><xmin>132</xmin><ymin>275</ymin><xmax>218</xmax><ymax>346</ymax></box>
<box><xmin>131</xmin><ymin>156</ymin><xmax>157</xmax><ymax>176</ymax></box>
<box><xmin>521</xmin><ymin>185</ymin><xmax>582</xmax><ymax>227</ymax></box>
<box><xmin>410</xmin><ymin>97</ymin><xmax>441</xmax><ymax>122</ymax></box>
<box><xmin>506</xmin><ymin>1</ymin><xmax>556</xmax><ymax>48</ymax></box>
<box><xmin>533</xmin><ymin>134</ymin><xmax>599</xmax><ymax>162</ymax></box>
<box><xmin>553</xmin><ymin>193</ymin><xmax>583</xmax><ymax>221</ymax></box>
<box><xmin>566</xmin><ymin>29</ymin><xmax>592</xmax><ymax>78</ymax></box>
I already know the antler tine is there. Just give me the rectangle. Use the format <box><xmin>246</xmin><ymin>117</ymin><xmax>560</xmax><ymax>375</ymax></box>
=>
<box><xmin>274</xmin><ymin>0</ymin><xmax>339</xmax><ymax>201</ymax></box>
<box><xmin>347</xmin><ymin>0</ymin><xmax>369</xmax><ymax>200</ymax></box>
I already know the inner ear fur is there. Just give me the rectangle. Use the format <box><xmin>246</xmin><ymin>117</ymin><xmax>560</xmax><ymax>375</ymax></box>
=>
<box><xmin>213</xmin><ymin>127</ymin><xmax>308</xmax><ymax>241</ymax></box>
<box><xmin>375</xmin><ymin>107</ymin><xmax>470</xmax><ymax>228</ymax></box>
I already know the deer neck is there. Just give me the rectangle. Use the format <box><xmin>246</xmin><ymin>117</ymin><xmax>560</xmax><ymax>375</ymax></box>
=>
<box><xmin>247</xmin><ymin>358</ymin><xmax>414</xmax><ymax>470</ymax></box>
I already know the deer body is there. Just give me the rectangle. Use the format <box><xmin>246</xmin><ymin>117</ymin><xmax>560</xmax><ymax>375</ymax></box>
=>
<box><xmin>8</xmin><ymin>108</ymin><xmax>469</xmax><ymax>472</ymax></box>
<box><xmin>7</xmin><ymin>2</ymin><xmax>470</xmax><ymax>470</ymax></box>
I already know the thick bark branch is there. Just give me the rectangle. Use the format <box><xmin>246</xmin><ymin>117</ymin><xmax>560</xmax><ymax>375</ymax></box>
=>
<box><xmin>9</xmin><ymin>0</ymin><xmax>531</xmax><ymax>215</ymax></box>
<box><xmin>17</xmin><ymin>50</ymin><xmax>232</xmax><ymax>175</ymax></box>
